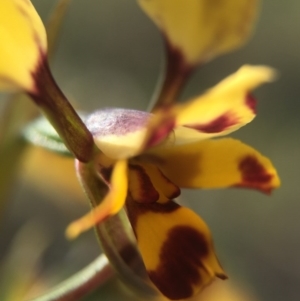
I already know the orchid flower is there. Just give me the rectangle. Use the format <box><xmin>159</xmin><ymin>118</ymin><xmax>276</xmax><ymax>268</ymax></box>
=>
<box><xmin>0</xmin><ymin>0</ymin><xmax>280</xmax><ymax>300</ymax></box>
<box><xmin>66</xmin><ymin>65</ymin><xmax>279</xmax><ymax>299</ymax></box>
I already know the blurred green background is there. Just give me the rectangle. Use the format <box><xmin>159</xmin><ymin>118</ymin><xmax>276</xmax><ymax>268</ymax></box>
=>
<box><xmin>1</xmin><ymin>0</ymin><xmax>300</xmax><ymax>300</ymax></box>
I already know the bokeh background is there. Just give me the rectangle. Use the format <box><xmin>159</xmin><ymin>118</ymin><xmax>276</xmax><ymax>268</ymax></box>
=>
<box><xmin>0</xmin><ymin>0</ymin><xmax>300</xmax><ymax>300</ymax></box>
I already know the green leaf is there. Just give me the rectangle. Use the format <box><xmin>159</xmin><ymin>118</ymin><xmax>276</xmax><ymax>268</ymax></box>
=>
<box><xmin>23</xmin><ymin>116</ymin><xmax>73</xmax><ymax>157</ymax></box>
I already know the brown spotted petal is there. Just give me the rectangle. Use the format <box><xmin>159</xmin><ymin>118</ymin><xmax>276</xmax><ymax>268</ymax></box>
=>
<box><xmin>126</xmin><ymin>200</ymin><xmax>226</xmax><ymax>300</ymax></box>
<box><xmin>149</xmin><ymin>138</ymin><xmax>280</xmax><ymax>194</ymax></box>
<box><xmin>141</xmin><ymin>65</ymin><xmax>276</xmax><ymax>151</ymax></box>
<box><xmin>146</xmin><ymin>65</ymin><xmax>276</xmax><ymax>147</ymax></box>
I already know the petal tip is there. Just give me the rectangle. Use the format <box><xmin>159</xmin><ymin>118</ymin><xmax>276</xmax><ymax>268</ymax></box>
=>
<box><xmin>239</xmin><ymin>65</ymin><xmax>278</xmax><ymax>85</ymax></box>
<box><xmin>65</xmin><ymin>222</ymin><xmax>82</xmax><ymax>240</ymax></box>
<box><xmin>216</xmin><ymin>272</ymin><xmax>228</xmax><ymax>280</ymax></box>
<box><xmin>237</xmin><ymin>154</ymin><xmax>280</xmax><ymax>194</ymax></box>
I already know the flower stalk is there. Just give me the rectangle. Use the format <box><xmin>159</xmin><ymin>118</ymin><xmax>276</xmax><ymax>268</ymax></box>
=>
<box><xmin>29</xmin><ymin>59</ymin><xmax>95</xmax><ymax>162</ymax></box>
<box><xmin>149</xmin><ymin>40</ymin><xmax>194</xmax><ymax>112</ymax></box>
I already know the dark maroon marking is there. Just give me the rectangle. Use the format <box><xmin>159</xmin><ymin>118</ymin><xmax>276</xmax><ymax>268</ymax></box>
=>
<box><xmin>145</xmin><ymin>117</ymin><xmax>175</xmax><ymax>149</ymax></box>
<box><xmin>246</xmin><ymin>93</ymin><xmax>257</xmax><ymax>114</ymax></box>
<box><xmin>148</xmin><ymin>226</ymin><xmax>224</xmax><ymax>300</ymax></box>
<box><xmin>86</xmin><ymin>109</ymin><xmax>150</xmax><ymax>137</ymax></box>
<box><xmin>119</xmin><ymin>242</ymin><xmax>139</xmax><ymax>264</ymax></box>
<box><xmin>184</xmin><ymin>113</ymin><xmax>237</xmax><ymax>134</ymax></box>
<box><xmin>128</xmin><ymin>164</ymin><xmax>159</xmax><ymax>204</ymax></box>
<box><xmin>238</xmin><ymin>155</ymin><xmax>273</xmax><ymax>193</ymax></box>
<box><xmin>125</xmin><ymin>199</ymin><xmax>180</xmax><ymax>231</ymax></box>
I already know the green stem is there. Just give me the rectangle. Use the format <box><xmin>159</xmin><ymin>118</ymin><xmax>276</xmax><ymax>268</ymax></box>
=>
<box><xmin>29</xmin><ymin>59</ymin><xmax>95</xmax><ymax>162</ymax></box>
<box><xmin>29</xmin><ymin>255</ymin><xmax>113</xmax><ymax>301</ymax></box>
<box><xmin>76</xmin><ymin>162</ymin><xmax>158</xmax><ymax>299</ymax></box>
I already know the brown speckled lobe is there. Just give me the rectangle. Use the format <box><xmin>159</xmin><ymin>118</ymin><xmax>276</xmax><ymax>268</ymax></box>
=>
<box><xmin>148</xmin><ymin>226</ymin><xmax>210</xmax><ymax>300</ymax></box>
<box><xmin>184</xmin><ymin>113</ymin><xmax>237</xmax><ymax>133</ymax></box>
<box><xmin>86</xmin><ymin>108</ymin><xmax>150</xmax><ymax>137</ymax></box>
<box><xmin>126</xmin><ymin>200</ymin><xmax>227</xmax><ymax>299</ymax></box>
<box><xmin>238</xmin><ymin>155</ymin><xmax>273</xmax><ymax>193</ymax></box>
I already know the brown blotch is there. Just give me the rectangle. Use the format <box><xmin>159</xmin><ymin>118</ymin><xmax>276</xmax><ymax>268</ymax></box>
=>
<box><xmin>126</xmin><ymin>199</ymin><xmax>180</xmax><ymax>231</ymax></box>
<box><xmin>148</xmin><ymin>226</ymin><xmax>211</xmax><ymax>300</ymax></box>
<box><xmin>128</xmin><ymin>164</ymin><xmax>159</xmax><ymax>203</ymax></box>
<box><xmin>245</xmin><ymin>93</ymin><xmax>257</xmax><ymax>114</ymax></box>
<box><xmin>238</xmin><ymin>155</ymin><xmax>273</xmax><ymax>193</ymax></box>
<box><xmin>185</xmin><ymin>113</ymin><xmax>237</xmax><ymax>133</ymax></box>
<box><xmin>119</xmin><ymin>243</ymin><xmax>140</xmax><ymax>265</ymax></box>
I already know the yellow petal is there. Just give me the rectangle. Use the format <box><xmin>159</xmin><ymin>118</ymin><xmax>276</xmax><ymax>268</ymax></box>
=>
<box><xmin>147</xmin><ymin>65</ymin><xmax>276</xmax><ymax>146</ymax></box>
<box><xmin>126</xmin><ymin>199</ymin><xmax>227</xmax><ymax>300</ymax></box>
<box><xmin>66</xmin><ymin>159</ymin><xmax>128</xmax><ymax>239</ymax></box>
<box><xmin>138</xmin><ymin>0</ymin><xmax>258</xmax><ymax>65</ymax></box>
<box><xmin>0</xmin><ymin>0</ymin><xmax>47</xmax><ymax>92</ymax></box>
<box><xmin>177</xmin><ymin>66</ymin><xmax>276</xmax><ymax>127</ymax></box>
<box><xmin>148</xmin><ymin>138</ymin><xmax>280</xmax><ymax>194</ymax></box>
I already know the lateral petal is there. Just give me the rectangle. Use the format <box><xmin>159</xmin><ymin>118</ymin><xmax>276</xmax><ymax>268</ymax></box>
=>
<box><xmin>66</xmin><ymin>159</ymin><xmax>128</xmax><ymax>239</ymax></box>
<box><xmin>147</xmin><ymin>138</ymin><xmax>280</xmax><ymax>194</ymax></box>
<box><xmin>0</xmin><ymin>0</ymin><xmax>47</xmax><ymax>92</ymax></box>
<box><xmin>146</xmin><ymin>65</ymin><xmax>276</xmax><ymax>148</ymax></box>
<box><xmin>126</xmin><ymin>200</ymin><xmax>226</xmax><ymax>300</ymax></box>
<box><xmin>177</xmin><ymin>65</ymin><xmax>275</xmax><ymax>130</ymax></box>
